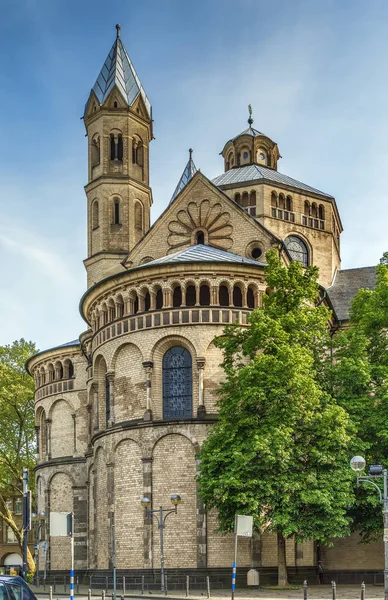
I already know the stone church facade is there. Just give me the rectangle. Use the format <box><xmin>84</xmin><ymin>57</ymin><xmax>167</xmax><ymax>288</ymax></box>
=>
<box><xmin>26</xmin><ymin>26</ymin><xmax>381</xmax><ymax>581</ymax></box>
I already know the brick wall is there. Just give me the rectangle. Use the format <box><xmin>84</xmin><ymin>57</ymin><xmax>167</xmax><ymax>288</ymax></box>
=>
<box><xmin>207</xmin><ymin>509</ymin><xmax>252</xmax><ymax>567</ymax></box>
<box><xmin>321</xmin><ymin>532</ymin><xmax>384</xmax><ymax>570</ymax></box>
<box><xmin>95</xmin><ymin>447</ymin><xmax>109</xmax><ymax>568</ymax></box>
<box><xmin>49</xmin><ymin>473</ymin><xmax>73</xmax><ymax>569</ymax></box>
<box><xmin>113</xmin><ymin>343</ymin><xmax>145</xmax><ymax>421</ymax></box>
<box><xmin>50</xmin><ymin>400</ymin><xmax>74</xmax><ymax>458</ymax></box>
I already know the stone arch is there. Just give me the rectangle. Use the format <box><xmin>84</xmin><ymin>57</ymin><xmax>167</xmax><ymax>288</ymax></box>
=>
<box><xmin>152</xmin><ymin>434</ymin><xmax>197</xmax><ymax>567</ymax></box>
<box><xmin>49</xmin><ymin>472</ymin><xmax>73</xmax><ymax>570</ymax></box>
<box><xmin>151</xmin><ymin>336</ymin><xmax>198</xmax><ymax>420</ymax></box>
<box><xmin>49</xmin><ymin>399</ymin><xmax>74</xmax><ymax>458</ymax></box>
<box><xmin>111</xmin><ymin>343</ymin><xmax>145</xmax><ymax>422</ymax></box>
<box><xmin>285</xmin><ymin>232</ymin><xmax>312</xmax><ymax>268</ymax></box>
<box><xmin>114</xmin><ymin>439</ymin><xmax>143</xmax><ymax>568</ymax></box>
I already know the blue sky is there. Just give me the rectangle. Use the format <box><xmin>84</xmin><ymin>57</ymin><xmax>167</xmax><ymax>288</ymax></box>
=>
<box><xmin>1</xmin><ymin>0</ymin><xmax>388</xmax><ymax>350</ymax></box>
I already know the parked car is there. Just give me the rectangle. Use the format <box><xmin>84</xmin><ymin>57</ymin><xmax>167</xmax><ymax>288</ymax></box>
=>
<box><xmin>0</xmin><ymin>576</ymin><xmax>38</xmax><ymax>600</ymax></box>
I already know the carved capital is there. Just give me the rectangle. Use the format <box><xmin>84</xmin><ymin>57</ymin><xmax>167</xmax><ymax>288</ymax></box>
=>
<box><xmin>196</xmin><ymin>358</ymin><xmax>206</xmax><ymax>370</ymax></box>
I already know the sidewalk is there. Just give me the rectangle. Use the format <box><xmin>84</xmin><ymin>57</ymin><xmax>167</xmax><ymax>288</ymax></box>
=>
<box><xmin>31</xmin><ymin>585</ymin><xmax>385</xmax><ymax>600</ymax></box>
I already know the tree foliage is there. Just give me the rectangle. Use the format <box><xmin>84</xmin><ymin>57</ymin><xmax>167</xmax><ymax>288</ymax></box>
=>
<box><xmin>198</xmin><ymin>250</ymin><xmax>354</xmax><ymax>585</ymax></box>
<box><xmin>0</xmin><ymin>339</ymin><xmax>37</xmax><ymax>572</ymax></box>
<box><xmin>323</xmin><ymin>258</ymin><xmax>388</xmax><ymax>540</ymax></box>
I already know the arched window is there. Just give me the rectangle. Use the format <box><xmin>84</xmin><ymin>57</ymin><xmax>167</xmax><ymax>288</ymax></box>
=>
<box><xmin>304</xmin><ymin>201</ymin><xmax>310</xmax><ymax>215</ymax></box>
<box><xmin>250</xmin><ymin>191</ymin><xmax>256</xmax><ymax>205</ymax></box>
<box><xmin>234</xmin><ymin>193</ymin><xmax>241</xmax><ymax>205</ymax></box>
<box><xmin>233</xmin><ymin>285</ymin><xmax>243</xmax><ymax>307</ymax></box>
<box><xmin>144</xmin><ymin>292</ymin><xmax>151</xmax><ymax>312</ymax></box>
<box><xmin>186</xmin><ymin>285</ymin><xmax>196</xmax><ymax>306</ymax></box>
<box><xmin>134</xmin><ymin>295</ymin><xmax>139</xmax><ymax>314</ymax></box>
<box><xmin>173</xmin><ymin>286</ymin><xmax>182</xmax><ymax>307</ymax></box>
<box><xmin>135</xmin><ymin>202</ymin><xmax>143</xmax><ymax>236</ymax></box>
<box><xmin>110</xmin><ymin>134</ymin><xmax>115</xmax><ymax>160</ymax></box>
<box><xmin>162</xmin><ymin>347</ymin><xmax>193</xmax><ymax>419</ymax></box>
<box><xmin>196</xmin><ymin>231</ymin><xmax>205</xmax><ymax>245</ymax></box>
<box><xmin>279</xmin><ymin>194</ymin><xmax>285</xmax><ymax>209</ymax></box>
<box><xmin>67</xmin><ymin>360</ymin><xmax>74</xmax><ymax>379</ymax></box>
<box><xmin>132</xmin><ymin>138</ymin><xmax>144</xmax><ymax>166</ymax></box>
<box><xmin>116</xmin><ymin>296</ymin><xmax>124</xmax><ymax>318</ymax></box>
<box><xmin>311</xmin><ymin>203</ymin><xmax>318</xmax><ymax>218</ymax></box>
<box><xmin>271</xmin><ymin>192</ymin><xmax>277</xmax><ymax>208</ymax></box>
<box><xmin>247</xmin><ymin>287</ymin><xmax>255</xmax><ymax>309</ymax></box>
<box><xmin>113</xmin><ymin>199</ymin><xmax>120</xmax><ymax>225</ymax></box>
<box><xmin>47</xmin><ymin>364</ymin><xmax>54</xmax><ymax>383</ymax></box>
<box><xmin>117</xmin><ymin>135</ymin><xmax>123</xmax><ymax>161</ymax></box>
<box><xmin>242</xmin><ymin>192</ymin><xmax>249</xmax><ymax>207</ymax></box>
<box><xmin>319</xmin><ymin>204</ymin><xmax>325</xmax><ymax>220</ymax></box>
<box><xmin>285</xmin><ymin>235</ymin><xmax>309</xmax><ymax>267</ymax></box>
<box><xmin>156</xmin><ymin>289</ymin><xmax>163</xmax><ymax>310</ymax></box>
<box><xmin>91</xmin><ymin>136</ymin><xmax>100</xmax><ymax>167</ymax></box>
<box><xmin>55</xmin><ymin>362</ymin><xmax>63</xmax><ymax>381</ymax></box>
<box><xmin>286</xmin><ymin>195</ymin><xmax>293</xmax><ymax>211</ymax></box>
<box><xmin>92</xmin><ymin>200</ymin><xmax>99</xmax><ymax>229</ymax></box>
<box><xmin>199</xmin><ymin>285</ymin><xmax>210</xmax><ymax>306</ymax></box>
<box><xmin>219</xmin><ymin>285</ymin><xmax>229</xmax><ymax>306</ymax></box>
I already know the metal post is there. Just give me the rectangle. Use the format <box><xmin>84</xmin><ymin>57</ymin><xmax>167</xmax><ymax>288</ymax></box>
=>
<box><xmin>88</xmin><ymin>590</ymin><xmax>92</xmax><ymax>600</ymax></box>
<box><xmin>332</xmin><ymin>580</ymin><xmax>336</xmax><ymax>600</ymax></box>
<box><xmin>159</xmin><ymin>506</ymin><xmax>165</xmax><ymax>594</ymax></box>
<box><xmin>70</xmin><ymin>513</ymin><xmax>74</xmax><ymax>600</ymax></box>
<box><xmin>49</xmin><ymin>586</ymin><xmax>53</xmax><ymax>600</ymax></box>
<box><xmin>112</xmin><ymin>524</ymin><xmax>117</xmax><ymax>600</ymax></box>
<box><xmin>231</xmin><ymin>515</ymin><xmax>238</xmax><ymax>600</ymax></box>
<box><xmin>206</xmin><ymin>576</ymin><xmax>210</xmax><ymax>599</ymax></box>
<box><xmin>361</xmin><ymin>581</ymin><xmax>365</xmax><ymax>600</ymax></box>
<box><xmin>53</xmin><ymin>575</ymin><xmax>56</xmax><ymax>592</ymax></box>
<box><xmin>186</xmin><ymin>576</ymin><xmax>189</xmax><ymax>597</ymax></box>
<box><xmin>123</xmin><ymin>576</ymin><xmax>125</xmax><ymax>597</ymax></box>
<box><xmin>22</xmin><ymin>468</ymin><xmax>28</xmax><ymax>581</ymax></box>
<box><xmin>77</xmin><ymin>576</ymin><xmax>80</xmax><ymax>594</ymax></box>
<box><xmin>102</xmin><ymin>591</ymin><xmax>106</xmax><ymax>600</ymax></box>
<box><xmin>303</xmin><ymin>580</ymin><xmax>308</xmax><ymax>600</ymax></box>
<box><xmin>64</xmin><ymin>575</ymin><xmax>67</xmax><ymax>593</ymax></box>
<box><xmin>165</xmin><ymin>574</ymin><xmax>168</xmax><ymax>595</ymax></box>
<box><xmin>106</xmin><ymin>577</ymin><xmax>109</xmax><ymax>592</ymax></box>
<box><xmin>141</xmin><ymin>576</ymin><xmax>144</xmax><ymax>595</ymax></box>
<box><xmin>384</xmin><ymin>469</ymin><xmax>388</xmax><ymax>600</ymax></box>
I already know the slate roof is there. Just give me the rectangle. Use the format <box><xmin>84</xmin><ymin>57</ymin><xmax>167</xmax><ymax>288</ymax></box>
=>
<box><xmin>212</xmin><ymin>164</ymin><xmax>333</xmax><ymax>198</ymax></box>
<box><xmin>140</xmin><ymin>244</ymin><xmax>265</xmax><ymax>268</ymax></box>
<box><xmin>90</xmin><ymin>27</ymin><xmax>151</xmax><ymax>118</ymax></box>
<box><xmin>169</xmin><ymin>151</ymin><xmax>198</xmax><ymax>205</ymax></box>
<box><xmin>327</xmin><ymin>266</ymin><xmax>377</xmax><ymax>322</ymax></box>
<box><xmin>232</xmin><ymin>126</ymin><xmax>264</xmax><ymax>140</ymax></box>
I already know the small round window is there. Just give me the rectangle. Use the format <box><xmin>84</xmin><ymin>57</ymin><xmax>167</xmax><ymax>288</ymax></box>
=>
<box><xmin>251</xmin><ymin>247</ymin><xmax>262</xmax><ymax>260</ymax></box>
<box><xmin>243</xmin><ymin>152</ymin><xmax>249</xmax><ymax>159</ymax></box>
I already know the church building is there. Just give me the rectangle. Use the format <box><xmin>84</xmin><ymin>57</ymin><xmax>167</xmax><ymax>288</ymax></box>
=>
<box><xmin>26</xmin><ymin>25</ymin><xmax>380</xmax><ymax>582</ymax></box>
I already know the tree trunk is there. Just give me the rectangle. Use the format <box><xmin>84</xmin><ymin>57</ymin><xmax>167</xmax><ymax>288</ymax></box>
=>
<box><xmin>277</xmin><ymin>531</ymin><xmax>289</xmax><ymax>587</ymax></box>
<box><xmin>26</xmin><ymin>546</ymin><xmax>36</xmax><ymax>575</ymax></box>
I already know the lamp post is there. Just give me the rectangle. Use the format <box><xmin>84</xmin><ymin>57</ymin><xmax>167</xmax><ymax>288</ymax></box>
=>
<box><xmin>350</xmin><ymin>456</ymin><xmax>388</xmax><ymax>600</ymax></box>
<box><xmin>140</xmin><ymin>494</ymin><xmax>182</xmax><ymax>595</ymax></box>
<box><xmin>31</xmin><ymin>511</ymin><xmax>46</xmax><ymax>587</ymax></box>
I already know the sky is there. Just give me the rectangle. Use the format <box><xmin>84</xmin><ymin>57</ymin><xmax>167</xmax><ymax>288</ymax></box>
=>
<box><xmin>1</xmin><ymin>0</ymin><xmax>388</xmax><ymax>350</ymax></box>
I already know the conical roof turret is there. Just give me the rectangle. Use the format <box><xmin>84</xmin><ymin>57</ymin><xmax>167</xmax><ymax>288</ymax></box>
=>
<box><xmin>169</xmin><ymin>149</ymin><xmax>198</xmax><ymax>204</ymax></box>
<box><xmin>88</xmin><ymin>24</ymin><xmax>151</xmax><ymax>118</ymax></box>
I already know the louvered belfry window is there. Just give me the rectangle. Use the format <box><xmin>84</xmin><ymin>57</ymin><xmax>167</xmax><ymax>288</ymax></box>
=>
<box><xmin>163</xmin><ymin>347</ymin><xmax>193</xmax><ymax>419</ymax></box>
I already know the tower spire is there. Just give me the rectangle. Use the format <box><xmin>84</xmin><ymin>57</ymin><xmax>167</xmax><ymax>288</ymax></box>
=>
<box><xmin>169</xmin><ymin>149</ymin><xmax>198</xmax><ymax>205</ymax></box>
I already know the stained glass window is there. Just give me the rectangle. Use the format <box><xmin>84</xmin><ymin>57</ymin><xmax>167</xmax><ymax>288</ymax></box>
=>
<box><xmin>163</xmin><ymin>347</ymin><xmax>193</xmax><ymax>419</ymax></box>
<box><xmin>285</xmin><ymin>235</ymin><xmax>309</xmax><ymax>267</ymax></box>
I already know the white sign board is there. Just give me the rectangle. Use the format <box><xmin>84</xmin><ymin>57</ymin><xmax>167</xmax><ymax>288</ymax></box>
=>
<box><xmin>235</xmin><ymin>515</ymin><xmax>253</xmax><ymax>537</ymax></box>
<box><xmin>50</xmin><ymin>512</ymin><xmax>71</xmax><ymax>537</ymax></box>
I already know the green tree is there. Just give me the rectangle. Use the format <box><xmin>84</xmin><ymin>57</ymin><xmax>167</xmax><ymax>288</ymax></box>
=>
<box><xmin>198</xmin><ymin>250</ymin><xmax>354</xmax><ymax>586</ymax></box>
<box><xmin>0</xmin><ymin>339</ymin><xmax>37</xmax><ymax>573</ymax></box>
<box><xmin>325</xmin><ymin>257</ymin><xmax>388</xmax><ymax>539</ymax></box>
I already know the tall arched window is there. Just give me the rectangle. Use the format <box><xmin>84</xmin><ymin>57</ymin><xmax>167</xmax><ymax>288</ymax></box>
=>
<box><xmin>113</xmin><ymin>199</ymin><xmax>120</xmax><ymax>225</ymax></box>
<box><xmin>105</xmin><ymin>374</ymin><xmax>110</xmax><ymax>425</ymax></box>
<box><xmin>156</xmin><ymin>289</ymin><xmax>163</xmax><ymax>310</ymax></box>
<box><xmin>92</xmin><ymin>200</ymin><xmax>99</xmax><ymax>229</ymax></box>
<box><xmin>186</xmin><ymin>285</ymin><xmax>196</xmax><ymax>306</ymax></box>
<box><xmin>285</xmin><ymin>235</ymin><xmax>309</xmax><ymax>267</ymax></box>
<box><xmin>319</xmin><ymin>204</ymin><xmax>325</xmax><ymax>220</ymax></box>
<box><xmin>234</xmin><ymin>193</ymin><xmax>241</xmax><ymax>205</ymax></box>
<box><xmin>233</xmin><ymin>285</ymin><xmax>243</xmax><ymax>307</ymax></box>
<box><xmin>173</xmin><ymin>286</ymin><xmax>182</xmax><ymax>307</ymax></box>
<box><xmin>110</xmin><ymin>134</ymin><xmax>115</xmax><ymax>160</ymax></box>
<box><xmin>135</xmin><ymin>202</ymin><xmax>143</xmax><ymax>236</ymax></box>
<box><xmin>196</xmin><ymin>231</ymin><xmax>205</xmax><ymax>245</ymax></box>
<box><xmin>219</xmin><ymin>285</ymin><xmax>229</xmax><ymax>306</ymax></box>
<box><xmin>117</xmin><ymin>135</ymin><xmax>123</xmax><ymax>161</ymax></box>
<box><xmin>199</xmin><ymin>284</ymin><xmax>210</xmax><ymax>306</ymax></box>
<box><xmin>91</xmin><ymin>136</ymin><xmax>100</xmax><ymax>167</ymax></box>
<box><xmin>247</xmin><ymin>287</ymin><xmax>255</xmax><ymax>309</ymax></box>
<box><xmin>163</xmin><ymin>347</ymin><xmax>193</xmax><ymax>419</ymax></box>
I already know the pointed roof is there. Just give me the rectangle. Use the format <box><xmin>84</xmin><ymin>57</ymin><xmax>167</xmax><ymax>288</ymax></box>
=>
<box><xmin>90</xmin><ymin>24</ymin><xmax>151</xmax><ymax>118</ymax></box>
<box><xmin>169</xmin><ymin>149</ymin><xmax>198</xmax><ymax>204</ymax></box>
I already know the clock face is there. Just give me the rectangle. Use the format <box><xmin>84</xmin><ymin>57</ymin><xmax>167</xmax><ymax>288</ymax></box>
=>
<box><xmin>285</xmin><ymin>236</ymin><xmax>308</xmax><ymax>267</ymax></box>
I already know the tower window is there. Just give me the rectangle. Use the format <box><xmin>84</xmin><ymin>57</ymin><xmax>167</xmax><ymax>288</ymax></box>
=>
<box><xmin>110</xmin><ymin>134</ymin><xmax>115</xmax><ymax>160</ymax></box>
<box><xmin>117</xmin><ymin>135</ymin><xmax>123</xmax><ymax>161</ymax></box>
<box><xmin>114</xmin><ymin>101</ymin><xmax>118</xmax><ymax>108</ymax></box>
<box><xmin>285</xmin><ymin>235</ymin><xmax>309</xmax><ymax>267</ymax></box>
<box><xmin>173</xmin><ymin>286</ymin><xmax>182</xmax><ymax>307</ymax></box>
<box><xmin>113</xmin><ymin>199</ymin><xmax>120</xmax><ymax>225</ymax></box>
<box><xmin>92</xmin><ymin>200</ymin><xmax>99</xmax><ymax>229</ymax></box>
<box><xmin>91</xmin><ymin>136</ymin><xmax>100</xmax><ymax>167</ymax></box>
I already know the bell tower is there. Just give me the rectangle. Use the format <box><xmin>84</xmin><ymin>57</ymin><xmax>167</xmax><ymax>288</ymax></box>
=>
<box><xmin>83</xmin><ymin>25</ymin><xmax>153</xmax><ymax>287</ymax></box>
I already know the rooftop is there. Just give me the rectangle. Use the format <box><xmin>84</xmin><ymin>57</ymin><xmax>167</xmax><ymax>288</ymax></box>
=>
<box><xmin>140</xmin><ymin>244</ymin><xmax>265</xmax><ymax>268</ymax></box>
<box><xmin>212</xmin><ymin>164</ymin><xmax>333</xmax><ymax>198</ymax></box>
<box><xmin>326</xmin><ymin>266</ymin><xmax>377</xmax><ymax>321</ymax></box>
<box><xmin>169</xmin><ymin>149</ymin><xmax>198</xmax><ymax>205</ymax></box>
<box><xmin>90</xmin><ymin>25</ymin><xmax>151</xmax><ymax>118</ymax></box>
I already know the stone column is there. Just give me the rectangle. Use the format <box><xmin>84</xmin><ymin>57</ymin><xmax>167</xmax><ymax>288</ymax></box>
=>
<box><xmin>138</xmin><ymin>293</ymin><xmax>145</xmax><ymax>312</ymax></box>
<box><xmin>195</xmin><ymin>282</ymin><xmax>200</xmax><ymax>306</ymax></box>
<box><xmin>35</xmin><ymin>426</ymin><xmax>40</xmax><ymax>461</ymax></box>
<box><xmin>242</xmin><ymin>284</ymin><xmax>248</xmax><ymax>308</ymax></box>
<box><xmin>106</xmin><ymin>371</ymin><xmax>115</xmax><ymax>426</ymax></box>
<box><xmin>142</xmin><ymin>457</ymin><xmax>153</xmax><ymax>568</ymax></box>
<box><xmin>72</xmin><ymin>414</ymin><xmax>77</xmax><ymax>456</ymax></box>
<box><xmin>142</xmin><ymin>361</ymin><xmax>153</xmax><ymax>421</ymax></box>
<box><xmin>211</xmin><ymin>285</ymin><xmax>218</xmax><ymax>305</ymax></box>
<box><xmin>91</xmin><ymin>383</ymin><xmax>99</xmax><ymax>431</ymax></box>
<box><xmin>163</xmin><ymin>287</ymin><xmax>171</xmax><ymax>307</ymax></box>
<box><xmin>196</xmin><ymin>455</ymin><xmax>207</xmax><ymax>567</ymax></box>
<box><xmin>87</xmin><ymin>405</ymin><xmax>92</xmax><ymax>446</ymax></box>
<box><xmin>45</xmin><ymin>418</ymin><xmax>52</xmax><ymax>460</ymax></box>
<box><xmin>150</xmin><ymin>292</ymin><xmax>156</xmax><ymax>311</ymax></box>
<box><xmin>197</xmin><ymin>358</ymin><xmax>206</xmax><ymax>417</ymax></box>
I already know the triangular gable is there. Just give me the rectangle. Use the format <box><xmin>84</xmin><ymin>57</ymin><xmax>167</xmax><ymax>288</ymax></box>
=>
<box><xmin>125</xmin><ymin>171</ymin><xmax>280</xmax><ymax>268</ymax></box>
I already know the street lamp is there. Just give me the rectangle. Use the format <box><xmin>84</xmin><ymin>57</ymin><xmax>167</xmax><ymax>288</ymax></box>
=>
<box><xmin>140</xmin><ymin>494</ymin><xmax>182</xmax><ymax>595</ymax></box>
<box><xmin>31</xmin><ymin>511</ymin><xmax>46</xmax><ymax>587</ymax></box>
<box><xmin>350</xmin><ymin>456</ymin><xmax>388</xmax><ymax>600</ymax></box>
